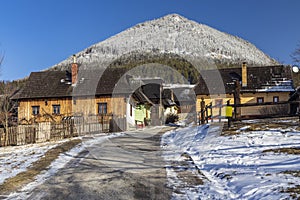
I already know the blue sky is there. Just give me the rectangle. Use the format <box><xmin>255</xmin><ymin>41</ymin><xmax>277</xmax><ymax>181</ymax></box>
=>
<box><xmin>0</xmin><ymin>0</ymin><xmax>299</xmax><ymax>80</ymax></box>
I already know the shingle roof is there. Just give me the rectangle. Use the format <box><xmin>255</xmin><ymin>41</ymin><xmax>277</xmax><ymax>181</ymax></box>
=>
<box><xmin>96</xmin><ymin>68</ymin><xmax>132</xmax><ymax>95</ymax></box>
<box><xmin>12</xmin><ymin>68</ymin><xmax>133</xmax><ymax>100</ymax></box>
<box><xmin>11</xmin><ymin>71</ymin><xmax>73</xmax><ymax>99</ymax></box>
<box><xmin>194</xmin><ymin>65</ymin><xmax>294</xmax><ymax>95</ymax></box>
<box><xmin>71</xmin><ymin>68</ymin><xmax>133</xmax><ymax>96</ymax></box>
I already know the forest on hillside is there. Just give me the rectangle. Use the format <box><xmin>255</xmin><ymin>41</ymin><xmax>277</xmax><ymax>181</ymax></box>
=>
<box><xmin>106</xmin><ymin>51</ymin><xmax>247</xmax><ymax>85</ymax></box>
<box><xmin>108</xmin><ymin>52</ymin><xmax>199</xmax><ymax>84</ymax></box>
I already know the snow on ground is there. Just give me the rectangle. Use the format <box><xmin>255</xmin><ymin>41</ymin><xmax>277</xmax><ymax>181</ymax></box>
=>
<box><xmin>1</xmin><ymin>132</ymin><xmax>123</xmax><ymax>199</ymax></box>
<box><xmin>162</xmin><ymin>124</ymin><xmax>300</xmax><ymax>199</ymax></box>
<box><xmin>0</xmin><ymin>139</ymin><xmax>76</xmax><ymax>185</ymax></box>
<box><xmin>2</xmin><ymin>124</ymin><xmax>300</xmax><ymax>199</ymax></box>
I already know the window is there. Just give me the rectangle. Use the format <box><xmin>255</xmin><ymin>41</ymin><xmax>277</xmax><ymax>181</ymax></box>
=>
<box><xmin>98</xmin><ymin>103</ymin><xmax>107</xmax><ymax>115</ymax></box>
<box><xmin>257</xmin><ymin>97</ymin><xmax>264</xmax><ymax>104</ymax></box>
<box><xmin>273</xmin><ymin>96</ymin><xmax>279</xmax><ymax>103</ymax></box>
<box><xmin>53</xmin><ymin>105</ymin><xmax>60</xmax><ymax>114</ymax></box>
<box><xmin>32</xmin><ymin>106</ymin><xmax>40</xmax><ymax>115</ymax></box>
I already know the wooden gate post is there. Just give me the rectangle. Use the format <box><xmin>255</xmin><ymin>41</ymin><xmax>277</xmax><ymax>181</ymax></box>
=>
<box><xmin>233</xmin><ymin>80</ymin><xmax>241</xmax><ymax>119</ymax></box>
<box><xmin>219</xmin><ymin>105</ymin><xmax>222</xmax><ymax>123</ymax></box>
<box><xmin>209</xmin><ymin>102</ymin><xmax>213</xmax><ymax>122</ymax></box>
<box><xmin>200</xmin><ymin>98</ymin><xmax>205</xmax><ymax>125</ymax></box>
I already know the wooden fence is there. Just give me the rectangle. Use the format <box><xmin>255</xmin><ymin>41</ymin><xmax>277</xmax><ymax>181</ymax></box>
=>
<box><xmin>199</xmin><ymin>100</ymin><xmax>299</xmax><ymax>126</ymax></box>
<box><xmin>0</xmin><ymin>115</ymin><xmax>126</xmax><ymax>147</ymax></box>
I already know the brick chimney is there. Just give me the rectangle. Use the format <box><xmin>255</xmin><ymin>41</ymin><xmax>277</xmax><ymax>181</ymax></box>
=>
<box><xmin>71</xmin><ymin>55</ymin><xmax>78</xmax><ymax>85</ymax></box>
<box><xmin>242</xmin><ymin>62</ymin><xmax>247</xmax><ymax>87</ymax></box>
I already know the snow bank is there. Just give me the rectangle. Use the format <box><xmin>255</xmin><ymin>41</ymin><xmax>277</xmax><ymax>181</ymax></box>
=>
<box><xmin>162</xmin><ymin>124</ymin><xmax>300</xmax><ymax>199</ymax></box>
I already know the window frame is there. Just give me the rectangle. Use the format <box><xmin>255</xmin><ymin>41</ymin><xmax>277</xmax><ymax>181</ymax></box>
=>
<box><xmin>98</xmin><ymin>102</ymin><xmax>107</xmax><ymax>115</ymax></box>
<box><xmin>52</xmin><ymin>104</ymin><xmax>61</xmax><ymax>115</ymax></box>
<box><xmin>273</xmin><ymin>96</ymin><xmax>279</xmax><ymax>103</ymax></box>
<box><xmin>257</xmin><ymin>97</ymin><xmax>264</xmax><ymax>104</ymax></box>
<box><xmin>32</xmin><ymin>106</ymin><xmax>40</xmax><ymax>115</ymax></box>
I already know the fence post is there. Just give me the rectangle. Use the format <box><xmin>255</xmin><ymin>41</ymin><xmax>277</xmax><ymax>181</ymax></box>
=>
<box><xmin>101</xmin><ymin>115</ymin><xmax>104</xmax><ymax>132</ymax></box>
<box><xmin>210</xmin><ymin>102</ymin><xmax>213</xmax><ymax>122</ymax></box>
<box><xmin>71</xmin><ymin>120</ymin><xmax>74</xmax><ymax>137</ymax></box>
<box><xmin>205</xmin><ymin>105</ymin><xmax>208</xmax><ymax>123</ymax></box>
<box><xmin>200</xmin><ymin>98</ymin><xmax>205</xmax><ymax>125</ymax></box>
<box><xmin>219</xmin><ymin>106</ymin><xmax>222</xmax><ymax>123</ymax></box>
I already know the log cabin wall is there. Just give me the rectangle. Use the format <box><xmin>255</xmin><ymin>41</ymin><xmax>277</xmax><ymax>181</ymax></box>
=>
<box><xmin>72</xmin><ymin>97</ymin><xmax>96</xmax><ymax>117</ymax></box>
<box><xmin>18</xmin><ymin>98</ymin><xmax>72</xmax><ymax>124</ymax></box>
<box><xmin>95</xmin><ymin>96</ymin><xmax>127</xmax><ymax>117</ymax></box>
<box><xmin>64</xmin><ymin>95</ymin><xmax>127</xmax><ymax>118</ymax></box>
<box><xmin>18</xmin><ymin>95</ymin><xmax>128</xmax><ymax>124</ymax></box>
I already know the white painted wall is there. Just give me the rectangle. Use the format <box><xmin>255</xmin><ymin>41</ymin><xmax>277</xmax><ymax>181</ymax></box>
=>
<box><xmin>126</xmin><ymin>98</ymin><xmax>135</xmax><ymax>127</ymax></box>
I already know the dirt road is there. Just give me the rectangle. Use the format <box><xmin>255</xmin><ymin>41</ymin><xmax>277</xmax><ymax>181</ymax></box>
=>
<box><xmin>21</xmin><ymin>128</ymin><xmax>173</xmax><ymax>199</ymax></box>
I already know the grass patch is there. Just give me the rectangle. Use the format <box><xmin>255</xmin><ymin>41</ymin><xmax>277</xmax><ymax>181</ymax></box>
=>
<box><xmin>282</xmin><ymin>185</ymin><xmax>300</xmax><ymax>199</ymax></box>
<box><xmin>221</xmin><ymin>117</ymin><xmax>300</xmax><ymax>136</ymax></box>
<box><xmin>283</xmin><ymin>171</ymin><xmax>300</xmax><ymax>177</ymax></box>
<box><xmin>0</xmin><ymin>138</ymin><xmax>82</xmax><ymax>195</ymax></box>
<box><xmin>263</xmin><ymin>147</ymin><xmax>300</xmax><ymax>155</ymax></box>
<box><xmin>280</xmin><ymin>171</ymin><xmax>300</xmax><ymax>199</ymax></box>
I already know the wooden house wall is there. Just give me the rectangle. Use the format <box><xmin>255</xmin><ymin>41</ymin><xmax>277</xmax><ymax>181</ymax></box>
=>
<box><xmin>68</xmin><ymin>96</ymin><xmax>127</xmax><ymax>117</ymax></box>
<box><xmin>240</xmin><ymin>92</ymin><xmax>290</xmax><ymax>116</ymax></box>
<box><xmin>196</xmin><ymin>92</ymin><xmax>291</xmax><ymax>117</ymax></box>
<box><xmin>72</xmin><ymin>97</ymin><xmax>96</xmax><ymax>117</ymax></box>
<box><xmin>18</xmin><ymin>98</ymin><xmax>72</xmax><ymax>123</ymax></box>
<box><xmin>18</xmin><ymin>96</ymin><xmax>127</xmax><ymax>123</ymax></box>
<box><xmin>96</xmin><ymin>96</ymin><xmax>127</xmax><ymax>117</ymax></box>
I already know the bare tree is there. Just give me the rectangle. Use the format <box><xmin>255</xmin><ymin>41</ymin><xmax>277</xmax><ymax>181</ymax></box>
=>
<box><xmin>0</xmin><ymin>54</ymin><xmax>3</xmax><ymax>68</ymax></box>
<box><xmin>0</xmin><ymin>55</ymin><xmax>19</xmax><ymax>146</ymax></box>
<box><xmin>292</xmin><ymin>42</ymin><xmax>300</xmax><ymax>64</ymax></box>
<box><xmin>0</xmin><ymin>81</ymin><xmax>19</xmax><ymax>145</ymax></box>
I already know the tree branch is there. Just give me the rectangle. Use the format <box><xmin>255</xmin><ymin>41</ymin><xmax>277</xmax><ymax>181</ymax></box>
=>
<box><xmin>292</xmin><ymin>43</ymin><xmax>300</xmax><ymax>64</ymax></box>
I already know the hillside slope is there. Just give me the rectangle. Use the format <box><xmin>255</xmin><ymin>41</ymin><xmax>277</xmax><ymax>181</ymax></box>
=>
<box><xmin>50</xmin><ymin>14</ymin><xmax>278</xmax><ymax>71</ymax></box>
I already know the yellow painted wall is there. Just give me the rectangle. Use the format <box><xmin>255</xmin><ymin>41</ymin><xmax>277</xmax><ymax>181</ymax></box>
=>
<box><xmin>240</xmin><ymin>92</ymin><xmax>290</xmax><ymax>116</ymax></box>
<box><xmin>196</xmin><ymin>92</ymin><xmax>290</xmax><ymax>117</ymax></box>
<box><xmin>196</xmin><ymin>94</ymin><xmax>233</xmax><ymax>117</ymax></box>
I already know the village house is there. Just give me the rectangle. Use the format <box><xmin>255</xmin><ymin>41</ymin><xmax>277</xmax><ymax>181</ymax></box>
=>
<box><xmin>14</xmin><ymin>58</ymin><xmax>294</xmax><ymax>127</ymax></box>
<box><xmin>163</xmin><ymin>84</ymin><xmax>196</xmax><ymax>123</ymax></box>
<box><xmin>11</xmin><ymin>60</ymin><xmax>179</xmax><ymax>130</ymax></box>
<box><xmin>194</xmin><ymin>63</ymin><xmax>295</xmax><ymax>119</ymax></box>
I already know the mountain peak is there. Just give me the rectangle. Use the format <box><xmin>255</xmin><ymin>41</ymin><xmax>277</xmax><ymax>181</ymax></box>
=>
<box><xmin>50</xmin><ymin>13</ymin><xmax>278</xmax><ymax>71</ymax></box>
<box><xmin>161</xmin><ymin>13</ymin><xmax>187</xmax><ymax>21</ymax></box>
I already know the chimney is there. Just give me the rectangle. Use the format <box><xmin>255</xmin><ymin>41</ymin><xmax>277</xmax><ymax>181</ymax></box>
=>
<box><xmin>242</xmin><ymin>62</ymin><xmax>247</xmax><ymax>87</ymax></box>
<box><xmin>72</xmin><ymin>55</ymin><xmax>78</xmax><ymax>85</ymax></box>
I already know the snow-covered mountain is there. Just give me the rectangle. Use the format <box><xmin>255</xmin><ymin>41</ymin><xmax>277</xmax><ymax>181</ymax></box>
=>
<box><xmin>50</xmin><ymin>14</ymin><xmax>278</xmax><ymax>70</ymax></box>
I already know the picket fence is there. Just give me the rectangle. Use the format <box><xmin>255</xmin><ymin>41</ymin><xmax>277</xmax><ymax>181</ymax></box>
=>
<box><xmin>0</xmin><ymin>117</ymin><xmax>126</xmax><ymax>147</ymax></box>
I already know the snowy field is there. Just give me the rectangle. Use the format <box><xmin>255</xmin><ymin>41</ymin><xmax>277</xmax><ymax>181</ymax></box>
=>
<box><xmin>162</xmin><ymin>124</ymin><xmax>300</xmax><ymax>199</ymax></box>
<box><xmin>0</xmin><ymin>139</ymin><xmax>73</xmax><ymax>185</ymax></box>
